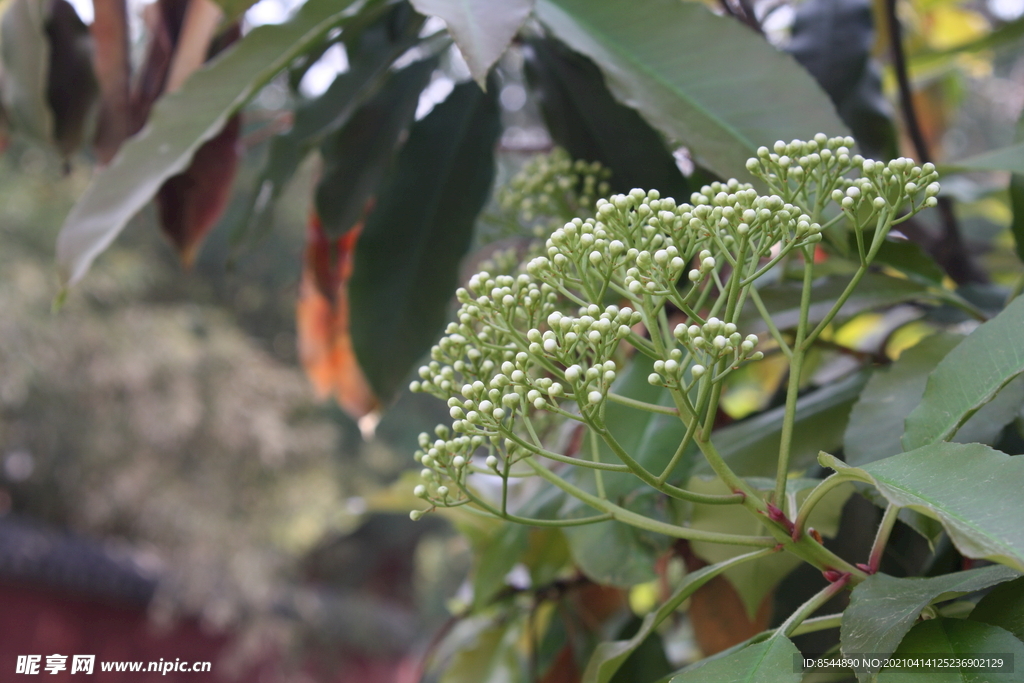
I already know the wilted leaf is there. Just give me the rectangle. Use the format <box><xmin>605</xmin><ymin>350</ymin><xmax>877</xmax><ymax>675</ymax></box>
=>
<box><xmin>315</xmin><ymin>57</ymin><xmax>436</xmax><ymax>237</ymax></box>
<box><xmin>821</xmin><ymin>444</ymin><xmax>1024</xmax><ymax>571</ymax></box>
<box><xmin>155</xmin><ymin>114</ymin><xmax>241</xmax><ymax>266</ymax></box>
<box><xmin>410</xmin><ymin>0</ymin><xmax>532</xmax><ymax>87</ymax></box>
<box><xmin>903</xmin><ymin>295</ymin><xmax>1024</xmax><ymax>450</ymax></box>
<box><xmin>297</xmin><ymin>215</ymin><xmax>378</xmax><ymax>420</ymax></box>
<box><xmin>56</xmin><ymin>0</ymin><xmax>365</xmax><ymax>286</ymax></box>
<box><xmin>349</xmin><ymin>78</ymin><xmax>500</xmax><ymax>402</ymax></box>
<box><xmin>841</xmin><ymin>565</ymin><xmax>1020</xmax><ymax>681</ymax></box>
<box><xmin>535</xmin><ymin>0</ymin><xmax>848</xmax><ymax>181</ymax></box>
<box><xmin>523</xmin><ymin>37</ymin><xmax>689</xmax><ymax>199</ymax></box>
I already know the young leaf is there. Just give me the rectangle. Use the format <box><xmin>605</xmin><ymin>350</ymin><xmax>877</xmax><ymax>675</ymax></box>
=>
<box><xmin>523</xmin><ymin>37</ymin><xmax>690</xmax><ymax>199</ymax></box>
<box><xmin>903</xmin><ymin>295</ymin><xmax>1024</xmax><ymax>450</ymax></box>
<box><xmin>55</xmin><ymin>0</ymin><xmax>365</xmax><ymax>286</ymax></box>
<box><xmin>315</xmin><ymin>57</ymin><xmax>437</xmax><ymax>238</ymax></box>
<box><xmin>583</xmin><ymin>548</ymin><xmax>778</xmax><ymax>683</ymax></box>
<box><xmin>969</xmin><ymin>575</ymin><xmax>1024</xmax><ymax>642</ymax></box>
<box><xmin>349</xmin><ymin>79</ymin><xmax>500</xmax><ymax>402</ymax></box>
<box><xmin>535</xmin><ymin>0</ymin><xmax>848</xmax><ymax>181</ymax></box>
<box><xmin>841</xmin><ymin>565</ymin><xmax>1020</xmax><ymax>681</ymax></box>
<box><xmin>409</xmin><ymin>0</ymin><xmax>533</xmax><ymax>87</ymax></box>
<box><xmin>876</xmin><ymin>618</ymin><xmax>1024</xmax><ymax>683</ymax></box>
<box><xmin>820</xmin><ymin>444</ymin><xmax>1024</xmax><ymax>571</ymax></box>
<box><xmin>669</xmin><ymin>635</ymin><xmax>801</xmax><ymax>682</ymax></box>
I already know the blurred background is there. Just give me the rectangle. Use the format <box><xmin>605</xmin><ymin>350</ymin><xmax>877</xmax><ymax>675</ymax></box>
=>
<box><xmin>1</xmin><ymin>0</ymin><xmax>1023</xmax><ymax>680</ymax></box>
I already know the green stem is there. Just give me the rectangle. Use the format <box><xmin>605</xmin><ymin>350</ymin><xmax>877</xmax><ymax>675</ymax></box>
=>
<box><xmin>868</xmin><ymin>503</ymin><xmax>900</xmax><ymax>573</ymax></box>
<box><xmin>589</xmin><ymin>427</ymin><xmax>606</xmax><ymax>499</ymax></box>
<box><xmin>500</xmin><ymin>428</ymin><xmax>629</xmax><ymax>472</ymax></box>
<box><xmin>775</xmin><ymin>247</ymin><xmax>814</xmax><ymax>504</ymax></box>
<box><xmin>607</xmin><ymin>393</ymin><xmax>679</xmax><ymax>416</ymax></box>
<box><xmin>778</xmin><ymin>572</ymin><xmax>851</xmax><ymax>638</ymax></box>
<box><xmin>523</xmin><ymin>458</ymin><xmax>776</xmax><ymax>547</ymax></box>
<box><xmin>793</xmin><ymin>474</ymin><xmax>856</xmax><ymax>538</ymax></box>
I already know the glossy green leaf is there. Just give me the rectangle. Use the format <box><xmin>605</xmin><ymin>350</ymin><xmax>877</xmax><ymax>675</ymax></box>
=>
<box><xmin>949</xmin><ymin>141</ymin><xmax>1024</xmax><ymax>174</ymax></box>
<box><xmin>872</xmin><ymin>238</ymin><xmax>946</xmax><ymax>286</ymax></box>
<box><xmin>1009</xmin><ymin>112</ymin><xmax>1024</xmax><ymax>263</ymax></box>
<box><xmin>694</xmin><ymin>371</ymin><xmax>868</xmax><ymax>478</ymax></box>
<box><xmin>410</xmin><ymin>0</ymin><xmax>532</xmax><ymax>87</ymax></box>
<box><xmin>0</xmin><ymin>0</ymin><xmax>53</xmax><ymax>144</ymax></box>
<box><xmin>315</xmin><ymin>57</ymin><xmax>437</xmax><ymax>237</ymax></box>
<box><xmin>535</xmin><ymin>0</ymin><xmax>848</xmax><ymax>181</ymax></box>
<box><xmin>254</xmin><ymin>8</ymin><xmax>426</xmax><ymax>233</ymax></box>
<box><xmin>820</xmin><ymin>443</ymin><xmax>1024</xmax><ymax>571</ymax></box>
<box><xmin>523</xmin><ymin>37</ymin><xmax>690</xmax><ymax>199</ymax></box>
<box><xmin>876</xmin><ymin>618</ymin><xmax>1024</xmax><ymax>683</ymax></box>
<box><xmin>903</xmin><ymin>295</ymin><xmax>1024</xmax><ymax>450</ymax></box>
<box><xmin>584</xmin><ymin>548</ymin><xmax>778</xmax><ymax>683</ymax></box>
<box><xmin>787</xmin><ymin>0</ymin><xmax>896</xmax><ymax>160</ymax></box>
<box><xmin>55</xmin><ymin>0</ymin><xmax>365</xmax><ymax>286</ymax></box>
<box><xmin>970</xmin><ymin>575</ymin><xmax>1024</xmax><ymax>642</ymax></box>
<box><xmin>350</xmin><ymin>79</ymin><xmax>500</xmax><ymax>401</ymax></box>
<box><xmin>688</xmin><ymin>477</ymin><xmax>851</xmax><ymax>618</ymax></box>
<box><xmin>741</xmin><ymin>273</ymin><xmax>929</xmax><ymax>333</ymax></box>
<box><xmin>841</xmin><ymin>565</ymin><xmax>1020</xmax><ymax>680</ymax></box>
<box><xmin>669</xmin><ymin>635</ymin><xmax>801</xmax><ymax>683</ymax></box>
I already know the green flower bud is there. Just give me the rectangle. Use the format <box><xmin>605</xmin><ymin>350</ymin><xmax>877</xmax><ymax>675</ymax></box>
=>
<box><xmin>692</xmin><ymin>364</ymin><xmax>706</xmax><ymax>379</ymax></box>
<box><xmin>410</xmin><ymin>510</ymin><xmax>423</xmax><ymax>521</ymax></box>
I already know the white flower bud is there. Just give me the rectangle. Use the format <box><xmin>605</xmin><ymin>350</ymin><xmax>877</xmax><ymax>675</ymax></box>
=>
<box><xmin>588</xmin><ymin>391</ymin><xmax>603</xmax><ymax>404</ymax></box>
<box><xmin>410</xmin><ymin>510</ymin><xmax>423</xmax><ymax>521</ymax></box>
<box><xmin>691</xmin><ymin>364</ymin><xmax>706</xmax><ymax>379</ymax></box>
<box><xmin>565</xmin><ymin>365</ymin><xmax>581</xmax><ymax>383</ymax></box>
<box><xmin>492</xmin><ymin>408</ymin><xmax>505</xmax><ymax>420</ymax></box>
<box><xmin>414</xmin><ymin>485</ymin><xmax>427</xmax><ymax>498</ymax></box>
<box><xmin>437</xmin><ymin>486</ymin><xmax>449</xmax><ymax>497</ymax></box>
<box><xmin>543</xmin><ymin>338</ymin><xmax>558</xmax><ymax>353</ymax></box>
<box><xmin>486</xmin><ymin>455</ymin><xmax>499</xmax><ymax>469</ymax></box>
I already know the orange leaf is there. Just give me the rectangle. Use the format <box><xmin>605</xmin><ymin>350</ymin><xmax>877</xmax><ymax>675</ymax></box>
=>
<box><xmin>297</xmin><ymin>215</ymin><xmax>379</xmax><ymax>422</ymax></box>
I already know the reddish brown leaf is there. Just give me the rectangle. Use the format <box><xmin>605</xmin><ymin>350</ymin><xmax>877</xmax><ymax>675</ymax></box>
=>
<box><xmin>539</xmin><ymin>644</ymin><xmax>580</xmax><ymax>683</ymax></box>
<box><xmin>90</xmin><ymin>0</ymin><xmax>131</xmax><ymax>161</ymax></box>
<box><xmin>297</xmin><ymin>215</ymin><xmax>379</xmax><ymax>421</ymax></box>
<box><xmin>154</xmin><ymin>113</ymin><xmax>241</xmax><ymax>266</ymax></box>
<box><xmin>679</xmin><ymin>542</ymin><xmax>772</xmax><ymax>656</ymax></box>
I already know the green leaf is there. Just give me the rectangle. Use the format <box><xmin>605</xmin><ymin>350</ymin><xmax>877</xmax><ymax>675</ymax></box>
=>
<box><xmin>350</xmin><ymin>79</ymin><xmax>500</xmax><ymax>401</ymax></box>
<box><xmin>316</xmin><ymin>57</ymin><xmax>437</xmax><ymax>237</ymax></box>
<box><xmin>948</xmin><ymin>141</ymin><xmax>1024</xmax><ymax>174</ymax></box>
<box><xmin>535</xmin><ymin>0</ymin><xmax>848</xmax><ymax>181</ymax></box>
<box><xmin>871</xmin><ymin>238</ymin><xmax>946</xmax><ymax>286</ymax></box>
<box><xmin>669</xmin><ymin>636</ymin><xmax>801</xmax><ymax>683</ymax></box>
<box><xmin>845</xmin><ymin>333</ymin><xmax>961</xmax><ymax>466</ymax></box>
<box><xmin>903</xmin><ymin>295</ymin><xmax>1024</xmax><ymax>450</ymax></box>
<box><xmin>688</xmin><ymin>477</ymin><xmax>851</xmax><ymax>618</ymax></box>
<box><xmin>55</xmin><ymin>0</ymin><xmax>365</xmax><ymax>286</ymax></box>
<box><xmin>970</xmin><ymin>575</ymin><xmax>1024</xmax><ymax>642</ymax></box>
<box><xmin>820</xmin><ymin>443</ymin><xmax>1024</xmax><ymax>571</ymax></box>
<box><xmin>410</xmin><ymin>0</ymin><xmax>533</xmax><ymax>87</ymax></box>
<box><xmin>741</xmin><ymin>272</ymin><xmax>929</xmax><ymax>333</ymax></box>
<box><xmin>694</xmin><ymin>370</ymin><xmax>868</xmax><ymax>478</ymax></box>
<box><xmin>876</xmin><ymin>618</ymin><xmax>1024</xmax><ymax>683</ymax></box>
<box><xmin>787</xmin><ymin>0</ymin><xmax>896</xmax><ymax>160</ymax></box>
<box><xmin>562</xmin><ymin>506</ymin><xmax>665</xmax><ymax>587</ymax></box>
<box><xmin>523</xmin><ymin>37</ymin><xmax>690</xmax><ymax>199</ymax></box>
<box><xmin>1009</xmin><ymin>110</ymin><xmax>1024</xmax><ymax>263</ymax></box>
<box><xmin>253</xmin><ymin>8</ymin><xmax>426</xmax><ymax>233</ymax></box>
<box><xmin>439</xmin><ymin>615</ymin><xmax>525</xmax><ymax>683</ymax></box>
<box><xmin>211</xmin><ymin>0</ymin><xmax>261</xmax><ymax>22</ymax></box>
<box><xmin>584</xmin><ymin>549</ymin><xmax>778</xmax><ymax>683</ymax></box>
<box><xmin>1</xmin><ymin>0</ymin><xmax>54</xmax><ymax>145</ymax></box>
<box><xmin>841</xmin><ymin>565</ymin><xmax>1021</xmax><ymax>680</ymax></box>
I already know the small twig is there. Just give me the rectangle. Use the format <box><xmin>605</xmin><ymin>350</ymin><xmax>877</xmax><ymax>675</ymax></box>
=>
<box><xmin>884</xmin><ymin>0</ymin><xmax>983</xmax><ymax>284</ymax></box>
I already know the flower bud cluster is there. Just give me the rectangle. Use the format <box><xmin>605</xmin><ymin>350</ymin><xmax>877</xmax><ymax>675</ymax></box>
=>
<box><xmin>648</xmin><ymin>317</ymin><xmax>764</xmax><ymax>388</ymax></box>
<box><xmin>745</xmin><ymin>134</ymin><xmax>940</xmax><ymax>223</ymax></box>
<box><xmin>498</xmin><ymin>147</ymin><xmax>611</xmax><ymax>231</ymax></box>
